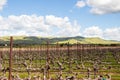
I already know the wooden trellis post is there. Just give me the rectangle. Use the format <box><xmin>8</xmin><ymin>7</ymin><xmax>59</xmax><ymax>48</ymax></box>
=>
<box><xmin>46</xmin><ymin>41</ymin><xmax>50</xmax><ymax>79</ymax></box>
<box><xmin>67</xmin><ymin>42</ymin><xmax>71</xmax><ymax>73</ymax></box>
<box><xmin>76</xmin><ymin>42</ymin><xmax>78</xmax><ymax>60</ymax></box>
<box><xmin>9</xmin><ymin>36</ymin><xmax>13</xmax><ymax>80</ymax></box>
<box><xmin>81</xmin><ymin>44</ymin><xmax>83</xmax><ymax>63</ymax></box>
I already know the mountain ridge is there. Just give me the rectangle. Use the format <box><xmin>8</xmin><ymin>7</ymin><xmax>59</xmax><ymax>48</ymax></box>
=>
<box><xmin>0</xmin><ymin>36</ymin><xmax>119</xmax><ymax>45</ymax></box>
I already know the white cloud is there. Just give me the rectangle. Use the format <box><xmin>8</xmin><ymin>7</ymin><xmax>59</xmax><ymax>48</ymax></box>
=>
<box><xmin>83</xmin><ymin>26</ymin><xmax>103</xmax><ymax>37</ymax></box>
<box><xmin>45</xmin><ymin>15</ymin><xmax>69</xmax><ymax>27</ymax></box>
<box><xmin>0</xmin><ymin>0</ymin><xmax>7</xmax><ymax>11</ymax></box>
<box><xmin>0</xmin><ymin>15</ymin><xmax>50</xmax><ymax>36</ymax></box>
<box><xmin>0</xmin><ymin>14</ymin><xmax>120</xmax><ymax>41</ymax></box>
<box><xmin>56</xmin><ymin>20</ymin><xmax>81</xmax><ymax>37</ymax></box>
<box><xmin>75</xmin><ymin>0</ymin><xmax>120</xmax><ymax>14</ymax></box>
<box><xmin>87</xmin><ymin>0</ymin><xmax>120</xmax><ymax>14</ymax></box>
<box><xmin>83</xmin><ymin>26</ymin><xmax>120</xmax><ymax>41</ymax></box>
<box><xmin>104</xmin><ymin>28</ymin><xmax>120</xmax><ymax>41</ymax></box>
<box><xmin>0</xmin><ymin>15</ymin><xmax>81</xmax><ymax>37</ymax></box>
<box><xmin>76</xmin><ymin>0</ymin><xmax>86</xmax><ymax>8</ymax></box>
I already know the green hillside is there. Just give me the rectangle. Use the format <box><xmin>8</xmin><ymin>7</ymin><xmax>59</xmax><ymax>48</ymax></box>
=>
<box><xmin>56</xmin><ymin>37</ymin><xmax>120</xmax><ymax>44</ymax></box>
<box><xmin>0</xmin><ymin>36</ymin><xmax>120</xmax><ymax>45</ymax></box>
<box><xmin>82</xmin><ymin>37</ymin><xmax>119</xmax><ymax>44</ymax></box>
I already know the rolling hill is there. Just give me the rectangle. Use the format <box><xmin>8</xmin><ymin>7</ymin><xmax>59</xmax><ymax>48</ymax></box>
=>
<box><xmin>0</xmin><ymin>36</ymin><xmax>120</xmax><ymax>45</ymax></box>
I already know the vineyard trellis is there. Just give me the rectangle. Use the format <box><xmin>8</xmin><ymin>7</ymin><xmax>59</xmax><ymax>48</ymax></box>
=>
<box><xmin>0</xmin><ymin>36</ymin><xmax>120</xmax><ymax>80</ymax></box>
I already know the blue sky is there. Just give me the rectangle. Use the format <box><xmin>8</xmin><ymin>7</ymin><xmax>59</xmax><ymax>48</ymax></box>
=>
<box><xmin>0</xmin><ymin>0</ymin><xmax>120</xmax><ymax>41</ymax></box>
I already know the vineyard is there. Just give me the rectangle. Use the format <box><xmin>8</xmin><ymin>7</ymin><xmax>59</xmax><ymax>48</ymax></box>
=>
<box><xmin>0</xmin><ymin>37</ymin><xmax>120</xmax><ymax>80</ymax></box>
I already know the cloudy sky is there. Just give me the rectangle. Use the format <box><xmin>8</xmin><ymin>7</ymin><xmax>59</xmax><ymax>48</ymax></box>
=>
<box><xmin>0</xmin><ymin>0</ymin><xmax>120</xmax><ymax>41</ymax></box>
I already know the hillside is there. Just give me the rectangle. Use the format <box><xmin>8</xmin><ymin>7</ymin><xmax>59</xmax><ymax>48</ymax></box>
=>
<box><xmin>0</xmin><ymin>36</ymin><xmax>119</xmax><ymax>45</ymax></box>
